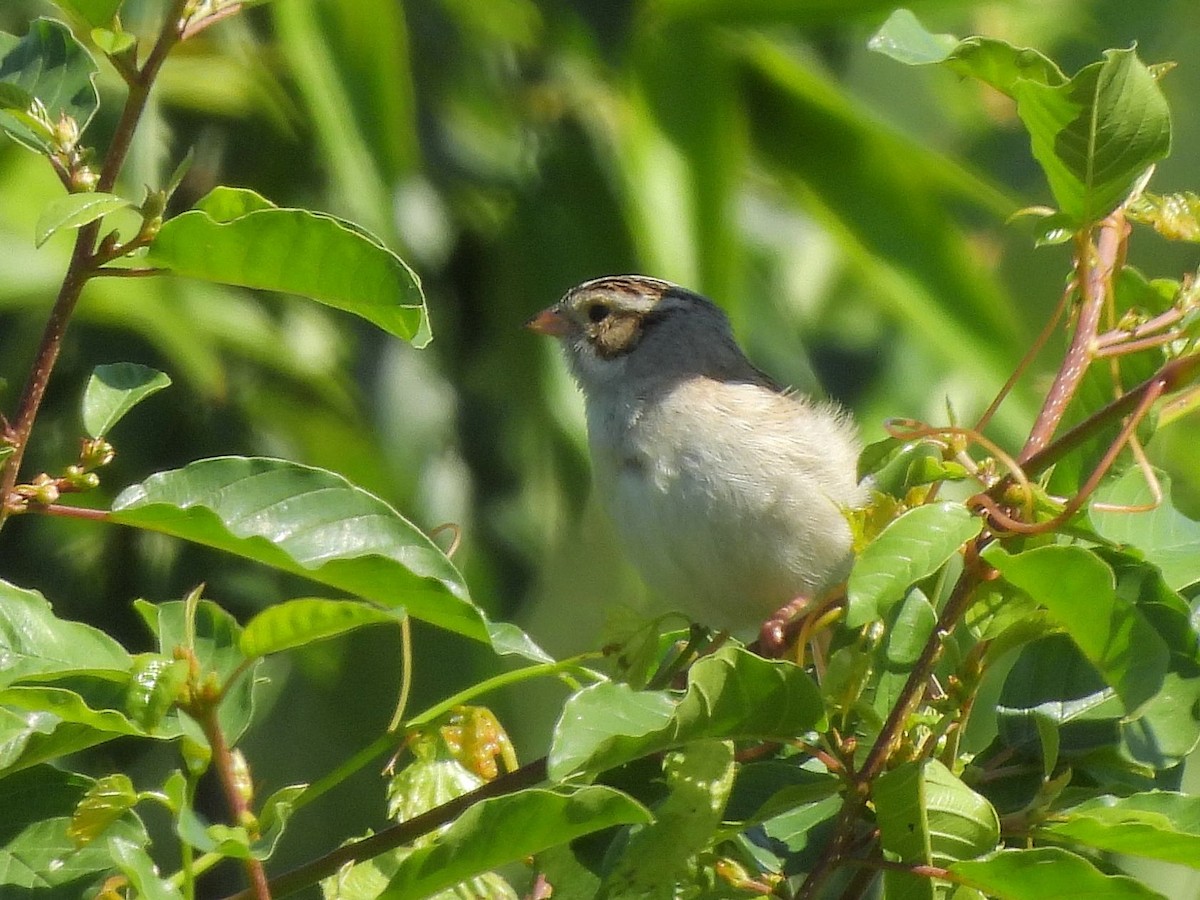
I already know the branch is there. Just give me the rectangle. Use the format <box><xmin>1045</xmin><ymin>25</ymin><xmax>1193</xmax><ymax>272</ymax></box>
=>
<box><xmin>0</xmin><ymin>0</ymin><xmax>189</xmax><ymax>528</ymax></box>
<box><xmin>221</xmin><ymin>758</ymin><xmax>550</xmax><ymax>900</ymax></box>
<box><xmin>1019</xmin><ymin>215</ymin><xmax>1127</xmax><ymax>462</ymax></box>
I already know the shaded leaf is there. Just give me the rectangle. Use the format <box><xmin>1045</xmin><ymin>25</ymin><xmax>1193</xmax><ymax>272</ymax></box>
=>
<box><xmin>0</xmin><ymin>19</ymin><xmax>100</xmax><ymax>152</ymax></box>
<box><xmin>548</xmin><ymin>646</ymin><xmax>824</xmax><ymax>780</ymax></box>
<box><xmin>35</xmin><ymin>192</ymin><xmax>130</xmax><ymax>248</ymax></box>
<box><xmin>847</xmin><ymin>502</ymin><xmax>981</xmax><ymax>627</ymax></box>
<box><xmin>147</xmin><ymin>186</ymin><xmax>430</xmax><ymax>345</ymax></box>
<box><xmin>984</xmin><ymin>545</ymin><xmax>1169</xmax><ymax>713</ymax></box>
<box><xmin>82</xmin><ymin>362</ymin><xmax>171</xmax><ymax>438</ymax></box>
<box><xmin>950</xmin><ymin>847</ymin><xmax>1166</xmax><ymax>899</ymax></box>
<box><xmin>378</xmin><ymin>787</ymin><xmax>652</xmax><ymax>899</ymax></box>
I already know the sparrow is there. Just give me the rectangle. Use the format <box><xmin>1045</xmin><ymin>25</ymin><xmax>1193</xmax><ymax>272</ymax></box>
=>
<box><xmin>528</xmin><ymin>275</ymin><xmax>864</xmax><ymax>634</ymax></box>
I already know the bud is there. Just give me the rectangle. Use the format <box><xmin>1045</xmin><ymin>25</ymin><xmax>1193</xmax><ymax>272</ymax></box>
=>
<box><xmin>54</xmin><ymin>114</ymin><xmax>80</xmax><ymax>152</ymax></box>
<box><xmin>81</xmin><ymin>438</ymin><xmax>116</xmax><ymax>469</ymax></box>
<box><xmin>72</xmin><ymin>166</ymin><xmax>99</xmax><ymax>193</ymax></box>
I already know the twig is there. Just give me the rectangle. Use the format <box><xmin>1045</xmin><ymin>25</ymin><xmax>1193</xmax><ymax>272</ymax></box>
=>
<box><xmin>90</xmin><ymin>266</ymin><xmax>167</xmax><ymax>278</ymax></box>
<box><xmin>1020</xmin><ymin>215</ymin><xmax>1127</xmax><ymax>461</ymax></box>
<box><xmin>194</xmin><ymin>706</ymin><xmax>272</xmax><ymax>899</ymax></box>
<box><xmin>221</xmin><ymin>758</ymin><xmax>550</xmax><ymax>900</ymax></box>
<box><xmin>0</xmin><ymin>0</ymin><xmax>190</xmax><ymax>527</ymax></box>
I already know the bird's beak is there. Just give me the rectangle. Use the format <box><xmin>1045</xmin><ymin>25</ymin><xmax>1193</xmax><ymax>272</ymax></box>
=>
<box><xmin>525</xmin><ymin>307</ymin><xmax>570</xmax><ymax>337</ymax></box>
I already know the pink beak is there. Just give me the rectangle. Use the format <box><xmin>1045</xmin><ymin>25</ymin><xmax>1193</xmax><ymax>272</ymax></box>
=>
<box><xmin>525</xmin><ymin>307</ymin><xmax>570</xmax><ymax>337</ymax></box>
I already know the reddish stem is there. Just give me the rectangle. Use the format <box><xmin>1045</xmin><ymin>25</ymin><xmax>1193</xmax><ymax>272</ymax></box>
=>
<box><xmin>0</xmin><ymin>1</ymin><xmax>189</xmax><ymax>526</ymax></box>
<box><xmin>195</xmin><ymin>707</ymin><xmax>272</xmax><ymax>900</ymax></box>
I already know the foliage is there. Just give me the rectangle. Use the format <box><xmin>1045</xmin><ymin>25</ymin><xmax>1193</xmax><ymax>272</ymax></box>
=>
<box><xmin>0</xmin><ymin>1</ymin><xmax>1199</xmax><ymax>899</ymax></box>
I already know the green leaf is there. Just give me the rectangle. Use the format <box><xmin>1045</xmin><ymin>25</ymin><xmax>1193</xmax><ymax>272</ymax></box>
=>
<box><xmin>0</xmin><ymin>765</ymin><xmax>149</xmax><ymax>892</ymax></box>
<box><xmin>885</xmin><ymin>588</ymin><xmax>937</xmax><ymax>668</ymax></box>
<box><xmin>52</xmin><ymin>0</ymin><xmax>123</xmax><ymax>28</ymax></box>
<box><xmin>240</xmin><ymin>597</ymin><xmax>402</xmax><ymax>658</ymax></box>
<box><xmin>869</xmin><ymin>9</ymin><xmax>1065</xmax><ymax>96</ymax></box>
<box><xmin>89</xmin><ymin>26</ymin><xmax>136</xmax><ymax>56</ymax></box>
<box><xmin>847</xmin><ymin>503</ymin><xmax>981</xmax><ymax>627</ymax></box>
<box><xmin>134</xmin><ymin>598</ymin><xmax>256</xmax><ymax>744</ymax></box>
<box><xmin>0</xmin><ymin>684</ymin><xmax>149</xmax><ymax>738</ymax></box>
<box><xmin>1038</xmin><ymin>792</ymin><xmax>1200</xmax><ymax>868</ymax></box>
<box><xmin>548</xmin><ymin>646</ymin><xmax>825</xmax><ymax>780</ymax></box>
<box><xmin>0</xmin><ymin>704</ymin><xmax>138</xmax><ymax>776</ymax></box>
<box><xmin>378</xmin><ymin>787</ymin><xmax>652</xmax><ymax>900</ymax></box>
<box><xmin>108</xmin><ymin>836</ymin><xmax>184</xmax><ymax>900</ymax></box>
<box><xmin>0</xmin><ymin>19</ymin><xmax>100</xmax><ymax>153</ymax></box>
<box><xmin>0</xmin><ymin>578</ymin><xmax>132</xmax><ymax>688</ymax></box>
<box><xmin>950</xmin><ymin>847</ymin><xmax>1166</xmax><ymax>899</ymax></box>
<box><xmin>874</xmin><ymin>762</ymin><xmax>934</xmax><ymax>900</ymax></box>
<box><xmin>68</xmin><ymin>773</ymin><xmax>137</xmax><ymax>846</ymax></box>
<box><xmin>984</xmin><ymin>545</ymin><xmax>1170</xmax><ymax>714</ymax></box>
<box><xmin>923</xmin><ymin>760</ymin><xmax>1000</xmax><ymax>865</ymax></box>
<box><xmin>599</xmin><ymin>740</ymin><xmax>737</xmax><ymax>898</ymax></box>
<box><xmin>112</xmin><ymin>457</ymin><xmax>546</xmax><ymax>660</ymax></box>
<box><xmin>82</xmin><ymin>362</ymin><xmax>172</xmax><ymax>438</ymax></box>
<box><xmin>35</xmin><ymin>192</ymin><xmax>130</xmax><ymax>248</ymax></box>
<box><xmin>1013</xmin><ymin>48</ymin><xmax>1171</xmax><ymax>228</ymax></box>
<box><xmin>146</xmin><ymin>187</ymin><xmax>430</xmax><ymax>346</ymax></box>
<box><xmin>1091</xmin><ymin>470</ymin><xmax>1200</xmax><ymax>593</ymax></box>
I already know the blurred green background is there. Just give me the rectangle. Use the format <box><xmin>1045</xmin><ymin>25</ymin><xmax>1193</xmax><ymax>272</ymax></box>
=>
<box><xmin>2</xmin><ymin>0</ymin><xmax>1199</xmax><ymax>894</ymax></box>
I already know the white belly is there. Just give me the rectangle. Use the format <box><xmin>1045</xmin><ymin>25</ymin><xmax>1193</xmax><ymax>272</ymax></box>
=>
<box><xmin>587</xmin><ymin>378</ymin><xmax>861</xmax><ymax>632</ymax></box>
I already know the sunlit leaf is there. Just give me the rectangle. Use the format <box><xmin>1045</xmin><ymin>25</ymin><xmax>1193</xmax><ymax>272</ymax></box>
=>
<box><xmin>869</xmin><ymin>9</ymin><xmax>1065</xmax><ymax>95</ymax></box>
<box><xmin>874</xmin><ymin>762</ymin><xmax>934</xmax><ymax>900</ymax></box>
<box><xmin>0</xmin><ymin>18</ymin><xmax>100</xmax><ymax>152</ymax></box>
<box><xmin>51</xmin><ymin>0</ymin><xmax>122</xmax><ymax>28</ymax></box>
<box><xmin>0</xmin><ymin>765</ymin><xmax>148</xmax><ymax>892</ymax></box>
<box><xmin>378</xmin><ymin>787</ymin><xmax>651</xmax><ymax>900</ymax></box>
<box><xmin>35</xmin><ymin>192</ymin><xmax>130</xmax><ymax>248</ymax></box>
<box><xmin>0</xmin><ymin>579</ymin><xmax>131</xmax><ymax>688</ymax></box>
<box><xmin>89</xmin><ymin>26</ymin><xmax>136</xmax><ymax>56</ymax></box>
<box><xmin>1014</xmin><ymin>48</ymin><xmax>1170</xmax><ymax>227</ymax></box>
<box><xmin>108</xmin><ymin>836</ymin><xmax>184</xmax><ymax>900</ymax></box>
<box><xmin>1038</xmin><ymin>792</ymin><xmax>1200</xmax><ymax>868</ymax></box>
<box><xmin>133</xmin><ymin>598</ymin><xmax>256</xmax><ymax>744</ymax></box>
<box><xmin>548</xmin><ymin>646</ymin><xmax>825</xmax><ymax>780</ymax></box>
<box><xmin>147</xmin><ymin>186</ymin><xmax>430</xmax><ymax>345</ymax></box>
<box><xmin>111</xmin><ymin>457</ymin><xmax>547</xmax><ymax>660</ymax></box>
<box><xmin>240</xmin><ymin>597</ymin><xmax>402</xmax><ymax>658</ymax></box>
<box><xmin>68</xmin><ymin>772</ymin><xmax>137</xmax><ymax>846</ymax></box>
<box><xmin>923</xmin><ymin>761</ymin><xmax>1000</xmax><ymax>865</ymax></box>
<box><xmin>1091</xmin><ymin>470</ymin><xmax>1200</xmax><ymax>593</ymax></box>
<box><xmin>82</xmin><ymin>362</ymin><xmax>172</xmax><ymax>438</ymax></box>
<box><xmin>950</xmin><ymin>847</ymin><xmax>1166</xmax><ymax>899</ymax></box>
<box><xmin>846</xmin><ymin>503</ymin><xmax>981</xmax><ymax>627</ymax></box>
<box><xmin>599</xmin><ymin>741</ymin><xmax>736</xmax><ymax>897</ymax></box>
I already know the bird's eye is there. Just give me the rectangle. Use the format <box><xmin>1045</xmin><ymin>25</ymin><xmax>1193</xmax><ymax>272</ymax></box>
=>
<box><xmin>587</xmin><ymin>303</ymin><xmax>610</xmax><ymax>324</ymax></box>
